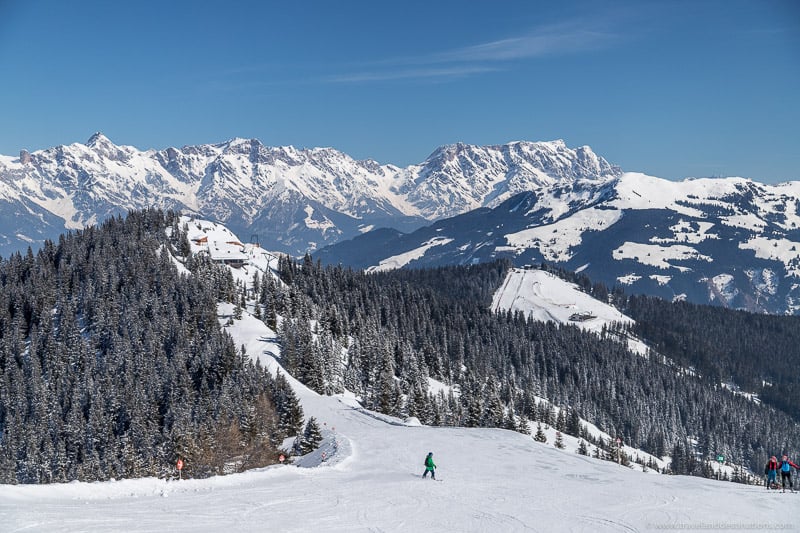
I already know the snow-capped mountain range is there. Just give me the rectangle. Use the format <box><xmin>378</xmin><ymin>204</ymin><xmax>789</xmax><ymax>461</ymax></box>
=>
<box><xmin>2</xmin><ymin>133</ymin><xmax>799</xmax><ymax>313</ymax></box>
<box><xmin>0</xmin><ymin>133</ymin><xmax>618</xmax><ymax>257</ymax></box>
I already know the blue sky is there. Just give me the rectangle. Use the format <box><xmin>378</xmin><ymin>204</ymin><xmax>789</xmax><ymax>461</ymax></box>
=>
<box><xmin>0</xmin><ymin>0</ymin><xmax>798</xmax><ymax>182</ymax></box>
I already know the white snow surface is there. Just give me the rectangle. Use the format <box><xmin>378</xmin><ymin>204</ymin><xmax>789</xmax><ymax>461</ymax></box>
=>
<box><xmin>491</xmin><ymin>268</ymin><xmax>633</xmax><ymax>333</ymax></box>
<box><xmin>740</xmin><ymin>237</ymin><xmax>800</xmax><ymax>277</ymax></box>
<box><xmin>366</xmin><ymin>237</ymin><xmax>453</xmax><ymax>272</ymax></box>
<box><xmin>711</xmin><ymin>274</ymin><xmax>738</xmax><ymax>304</ymax></box>
<box><xmin>491</xmin><ymin>268</ymin><xmax>652</xmax><ymax>356</ymax></box>
<box><xmin>0</xmin><ymin>223</ymin><xmax>783</xmax><ymax>532</ymax></box>
<box><xmin>612</xmin><ymin>242</ymin><xmax>713</xmax><ymax>271</ymax></box>
<box><xmin>504</xmin><ymin>207</ymin><xmax>622</xmax><ymax>263</ymax></box>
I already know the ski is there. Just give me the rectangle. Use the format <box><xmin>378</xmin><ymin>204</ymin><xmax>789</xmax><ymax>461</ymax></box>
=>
<box><xmin>413</xmin><ymin>473</ymin><xmax>443</xmax><ymax>481</ymax></box>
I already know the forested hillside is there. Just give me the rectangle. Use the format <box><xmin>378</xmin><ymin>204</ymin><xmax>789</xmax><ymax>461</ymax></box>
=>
<box><xmin>3</xmin><ymin>209</ymin><xmax>799</xmax><ymax>485</ymax></box>
<box><xmin>0</xmin><ymin>210</ymin><xmax>302</xmax><ymax>484</ymax></box>
<box><xmin>623</xmin><ymin>295</ymin><xmax>800</xmax><ymax>419</ymax></box>
<box><xmin>269</xmin><ymin>256</ymin><xmax>800</xmax><ymax>474</ymax></box>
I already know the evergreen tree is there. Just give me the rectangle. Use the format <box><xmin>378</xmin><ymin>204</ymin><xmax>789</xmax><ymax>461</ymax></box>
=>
<box><xmin>567</xmin><ymin>407</ymin><xmax>582</xmax><ymax>437</ymax></box>
<box><xmin>273</xmin><ymin>371</ymin><xmax>305</xmax><ymax>437</ymax></box>
<box><xmin>503</xmin><ymin>406</ymin><xmax>519</xmax><ymax>432</ymax></box>
<box><xmin>554</xmin><ymin>431</ymin><xmax>565</xmax><ymax>449</ymax></box>
<box><xmin>577</xmin><ymin>440</ymin><xmax>589</xmax><ymax>456</ymax></box>
<box><xmin>517</xmin><ymin>414</ymin><xmax>531</xmax><ymax>435</ymax></box>
<box><xmin>296</xmin><ymin>417</ymin><xmax>324</xmax><ymax>455</ymax></box>
<box><xmin>555</xmin><ymin>409</ymin><xmax>567</xmax><ymax>433</ymax></box>
<box><xmin>534</xmin><ymin>423</ymin><xmax>547</xmax><ymax>443</ymax></box>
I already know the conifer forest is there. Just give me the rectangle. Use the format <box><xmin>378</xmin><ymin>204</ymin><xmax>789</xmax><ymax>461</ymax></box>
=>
<box><xmin>0</xmin><ymin>210</ymin><xmax>798</xmax><ymax>484</ymax></box>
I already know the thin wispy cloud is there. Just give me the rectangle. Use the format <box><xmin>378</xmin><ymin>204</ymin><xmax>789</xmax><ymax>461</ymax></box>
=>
<box><xmin>432</xmin><ymin>22</ymin><xmax>616</xmax><ymax>63</ymax></box>
<box><xmin>327</xmin><ymin>65</ymin><xmax>501</xmax><ymax>83</ymax></box>
<box><xmin>330</xmin><ymin>18</ymin><xmax>619</xmax><ymax>83</ymax></box>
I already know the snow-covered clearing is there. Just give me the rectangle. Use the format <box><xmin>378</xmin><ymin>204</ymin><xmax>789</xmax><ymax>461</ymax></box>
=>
<box><xmin>504</xmin><ymin>207</ymin><xmax>622</xmax><ymax>263</ymax></box>
<box><xmin>491</xmin><ymin>268</ymin><xmax>632</xmax><ymax>333</ymax></box>
<box><xmin>366</xmin><ymin>237</ymin><xmax>454</xmax><ymax>272</ymax></box>
<box><xmin>490</xmin><ymin>268</ymin><xmax>651</xmax><ymax>355</ymax></box>
<box><xmin>2</xmin><ymin>414</ymin><xmax>784</xmax><ymax>532</ymax></box>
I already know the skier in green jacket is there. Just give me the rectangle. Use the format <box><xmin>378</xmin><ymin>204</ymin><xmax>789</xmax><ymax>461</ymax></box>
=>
<box><xmin>422</xmin><ymin>452</ymin><xmax>436</xmax><ymax>480</ymax></box>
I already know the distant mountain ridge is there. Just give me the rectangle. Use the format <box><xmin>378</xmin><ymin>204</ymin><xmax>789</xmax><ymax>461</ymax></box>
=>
<box><xmin>317</xmin><ymin>173</ymin><xmax>800</xmax><ymax>315</ymax></box>
<box><xmin>0</xmin><ymin>134</ymin><xmax>619</xmax><ymax>257</ymax></box>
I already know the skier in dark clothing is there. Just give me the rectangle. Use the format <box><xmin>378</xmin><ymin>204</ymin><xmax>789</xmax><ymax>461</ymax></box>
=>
<box><xmin>422</xmin><ymin>452</ymin><xmax>436</xmax><ymax>480</ymax></box>
<box><xmin>779</xmin><ymin>455</ymin><xmax>798</xmax><ymax>493</ymax></box>
<box><xmin>765</xmin><ymin>456</ymin><xmax>778</xmax><ymax>489</ymax></box>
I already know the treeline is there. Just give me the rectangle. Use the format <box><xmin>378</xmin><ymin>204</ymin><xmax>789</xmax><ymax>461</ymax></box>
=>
<box><xmin>0</xmin><ymin>210</ymin><xmax>303</xmax><ymax>484</ymax></box>
<box><xmin>622</xmin><ymin>295</ymin><xmax>800</xmax><ymax>419</ymax></box>
<box><xmin>264</xmin><ymin>256</ymin><xmax>800</xmax><ymax>474</ymax></box>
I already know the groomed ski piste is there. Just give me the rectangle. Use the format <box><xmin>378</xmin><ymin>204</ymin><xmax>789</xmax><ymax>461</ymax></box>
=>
<box><xmin>0</xmin><ymin>221</ymin><xmax>790</xmax><ymax>532</ymax></box>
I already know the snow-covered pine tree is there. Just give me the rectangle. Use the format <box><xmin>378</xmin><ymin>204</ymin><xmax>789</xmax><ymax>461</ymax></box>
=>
<box><xmin>555</xmin><ymin>409</ymin><xmax>567</xmax><ymax>433</ymax></box>
<box><xmin>503</xmin><ymin>405</ymin><xmax>519</xmax><ymax>432</ymax></box>
<box><xmin>567</xmin><ymin>407</ymin><xmax>582</xmax><ymax>437</ymax></box>
<box><xmin>534</xmin><ymin>423</ymin><xmax>547</xmax><ymax>443</ymax></box>
<box><xmin>273</xmin><ymin>371</ymin><xmax>305</xmax><ymax>438</ymax></box>
<box><xmin>577</xmin><ymin>440</ymin><xmax>589</xmax><ymax>456</ymax></box>
<box><xmin>297</xmin><ymin>417</ymin><xmax>323</xmax><ymax>455</ymax></box>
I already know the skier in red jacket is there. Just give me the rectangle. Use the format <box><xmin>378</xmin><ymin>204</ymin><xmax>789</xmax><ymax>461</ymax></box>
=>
<box><xmin>765</xmin><ymin>456</ymin><xmax>779</xmax><ymax>489</ymax></box>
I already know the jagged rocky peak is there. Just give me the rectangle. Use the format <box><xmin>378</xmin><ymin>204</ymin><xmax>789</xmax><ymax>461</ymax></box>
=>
<box><xmin>86</xmin><ymin>132</ymin><xmax>113</xmax><ymax>148</ymax></box>
<box><xmin>512</xmin><ymin>140</ymin><xmax>620</xmax><ymax>178</ymax></box>
<box><xmin>423</xmin><ymin>142</ymin><xmax>474</xmax><ymax>165</ymax></box>
<box><xmin>418</xmin><ymin>139</ymin><xmax>620</xmax><ymax>185</ymax></box>
<box><xmin>84</xmin><ymin>132</ymin><xmax>128</xmax><ymax>162</ymax></box>
<box><xmin>574</xmin><ymin>146</ymin><xmax>621</xmax><ymax>179</ymax></box>
<box><xmin>220</xmin><ymin>137</ymin><xmax>264</xmax><ymax>155</ymax></box>
<box><xmin>509</xmin><ymin>139</ymin><xmax>567</xmax><ymax>151</ymax></box>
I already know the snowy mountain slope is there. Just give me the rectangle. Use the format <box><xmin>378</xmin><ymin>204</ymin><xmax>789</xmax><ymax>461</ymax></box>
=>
<box><xmin>0</xmin><ymin>135</ymin><xmax>618</xmax><ymax>258</ymax></box>
<box><xmin>491</xmin><ymin>268</ymin><xmax>651</xmax><ymax>356</ymax></box>
<box><xmin>318</xmin><ymin>173</ymin><xmax>800</xmax><ymax>315</ymax></box>
<box><xmin>1</xmin><ymin>293</ymin><xmax>782</xmax><ymax>533</ymax></box>
<box><xmin>6</xmin><ymin>133</ymin><xmax>798</xmax><ymax>313</ymax></box>
<box><xmin>491</xmin><ymin>269</ymin><xmax>632</xmax><ymax>331</ymax></box>
<box><xmin>5</xmin><ymin>412</ymin><xmax>781</xmax><ymax>532</ymax></box>
<box><xmin>5</xmin><ymin>215</ymin><xmax>784</xmax><ymax>532</ymax></box>
<box><xmin>5</xmin><ymin>130</ymin><xmax>800</xmax><ymax>314</ymax></box>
